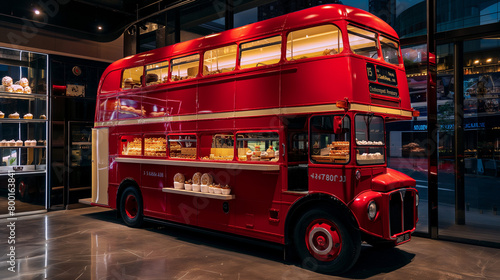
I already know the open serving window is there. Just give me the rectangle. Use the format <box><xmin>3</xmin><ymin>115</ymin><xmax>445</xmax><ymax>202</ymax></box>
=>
<box><xmin>168</xmin><ymin>134</ymin><xmax>197</xmax><ymax>159</ymax></box>
<box><xmin>144</xmin><ymin>135</ymin><xmax>166</xmax><ymax>157</ymax></box>
<box><xmin>120</xmin><ymin>135</ymin><xmax>142</xmax><ymax>156</ymax></box>
<box><xmin>310</xmin><ymin>115</ymin><xmax>351</xmax><ymax>164</ymax></box>
<box><xmin>200</xmin><ymin>133</ymin><xmax>234</xmax><ymax>161</ymax></box>
<box><xmin>236</xmin><ymin>132</ymin><xmax>279</xmax><ymax>162</ymax></box>
<box><xmin>355</xmin><ymin>114</ymin><xmax>385</xmax><ymax>165</ymax></box>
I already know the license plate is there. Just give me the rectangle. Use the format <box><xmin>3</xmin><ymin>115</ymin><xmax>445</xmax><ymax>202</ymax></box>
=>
<box><xmin>396</xmin><ymin>233</ymin><xmax>411</xmax><ymax>244</ymax></box>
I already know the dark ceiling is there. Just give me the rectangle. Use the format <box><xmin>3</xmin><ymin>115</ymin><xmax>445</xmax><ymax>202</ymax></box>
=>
<box><xmin>0</xmin><ymin>0</ymin><xmax>191</xmax><ymax>42</ymax></box>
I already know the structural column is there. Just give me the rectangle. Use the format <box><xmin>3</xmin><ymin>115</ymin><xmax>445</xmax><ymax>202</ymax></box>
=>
<box><xmin>124</xmin><ymin>25</ymin><xmax>138</xmax><ymax>57</ymax></box>
<box><xmin>454</xmin><ymin>41</ymin><xmax>465</xmax><ymax>225</ymax></box>
<box><xmin>165</xmin><ymin>9</ymin><xmax>181</xmax><ymax>46</ymax></box>
<box><xmin>225</xmin><ymin>0</ymin><xmax>234</xmax><ymax>30</ymax></box>
<box><xmin>426</xmin><ymin>0</ymin><xmax>438</xmax><ymax>238</ymax></box>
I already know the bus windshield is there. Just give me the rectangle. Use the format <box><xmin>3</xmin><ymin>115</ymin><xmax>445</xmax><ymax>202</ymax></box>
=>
<box><xmin>348</xmin><ymin>25</ymin><xmax>401</xmax><ymax>66</ymax></box>
<box><xmin>347</xmin><ymin>25</ymin><xmax>378</xmax><ymax>59</ymax></box>
<box><xmin>380</xmin><ymin>36</ymin><xmax>400</xmax><ymax>65</ymax></box>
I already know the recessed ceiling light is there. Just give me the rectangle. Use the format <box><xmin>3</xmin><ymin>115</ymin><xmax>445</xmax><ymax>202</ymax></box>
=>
<box><xmin>97</xmin><ymin>26</ymin><xmax>103</xmax><ymax>31</ymax></box>
<box><xmin>34</xmin><ymin>9</ymin><xmax>41</xmax><ymax>15</ymax></box>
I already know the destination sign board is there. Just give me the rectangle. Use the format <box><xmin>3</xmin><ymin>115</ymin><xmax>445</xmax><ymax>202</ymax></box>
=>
<box><xmin>367</xmin><ymin>63</ymin><xmax>399</xmax><ymax>97</ymax></box>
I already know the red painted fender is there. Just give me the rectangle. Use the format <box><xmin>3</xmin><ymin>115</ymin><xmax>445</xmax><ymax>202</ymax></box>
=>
<box><xmin>371</xmin><ymin>168</ymin><xmax>416</xmax><ymax>192</ymax></box>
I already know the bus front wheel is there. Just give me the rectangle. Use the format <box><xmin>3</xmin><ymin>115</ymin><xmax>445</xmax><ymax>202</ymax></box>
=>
<box><xmin>119</xmin><ymin>187</ymin><xmax>144</xmax><ymax>228</ymax></box>
<box><xmin>293</xmin><ymin>208</ymin><xmax>361</xmax><ymax>274</ymax></box>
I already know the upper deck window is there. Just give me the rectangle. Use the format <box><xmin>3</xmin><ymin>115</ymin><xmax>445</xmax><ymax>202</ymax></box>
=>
<box><xmin>380</xmin><ymin>36</ymin><xmax>400</xmax><ymax>65</ymax></box>
<box><xmin>347</xmin><ymin>26</ymin><xmax>378</xmax><ymax>59</ymax></box>
<box><xmin>121</xmin><ymin>66</ymin><xmax>143</xmax><ymax>89</ymax></box>
<box><xmin>203</xmin><ymin>45</ymin><xmax>237</xmax><ymax>75</ymax></box>
<box><xmin>286</xmin><ymin>25</ymin><xmax>343</xmax><ymax>61</ymax></box>
<box><xmin>171</xmin><ymin>54</ymin><xmax>200</xmax><ymax>81</ymax></box>
<box><xmin>145</xmin><ymin>61</ymin><xmax>169</xmax><ymax>86</ymax></box>
<box><xmin>240</xmin><ymin>36</ymin><xmax>281</xmax><ymax>69</ymax></box>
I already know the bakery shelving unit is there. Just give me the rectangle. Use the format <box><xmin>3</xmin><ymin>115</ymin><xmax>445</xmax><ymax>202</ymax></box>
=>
<box><xmin>0</xmin><ymin>47</ymin><xmax>48</xmax><ymax>208</ymax></box>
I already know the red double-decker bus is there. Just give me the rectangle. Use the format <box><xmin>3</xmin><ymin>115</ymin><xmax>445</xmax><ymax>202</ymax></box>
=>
<box><xmin>91</xmin><ymin>4</ymin><xmax>418</xmax><ymax>274</ymax></box>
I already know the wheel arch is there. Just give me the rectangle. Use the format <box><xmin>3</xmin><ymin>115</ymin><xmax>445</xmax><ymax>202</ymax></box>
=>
<box><xmin>116</xmin><ymin>178</ymin><xmax>141</xmax><ymax>215</ymax></box>
<box><xmin>284</xmin><ymin>192</ymin><xmax>360</xmax><ymax>249</ymax></box>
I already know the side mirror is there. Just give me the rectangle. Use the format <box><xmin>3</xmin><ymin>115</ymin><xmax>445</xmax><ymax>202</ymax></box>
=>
<box><xmin>333</xmin><ymin>116</ymin><xmax>343</xmax><ymax>134</ymax></box>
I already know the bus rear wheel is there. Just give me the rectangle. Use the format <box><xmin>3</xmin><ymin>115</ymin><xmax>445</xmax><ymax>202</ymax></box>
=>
<box><xmin>119</xmin><ymin>187</ymin><xmax>144</xmax><ymax>228</ymax></box>
<box><xmin>293</xmin><ymin>208</ymin><xmax>360</xmax><ymax>275</ymax></box>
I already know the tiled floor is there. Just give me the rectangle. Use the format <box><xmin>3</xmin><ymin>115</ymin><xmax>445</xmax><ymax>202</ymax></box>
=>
<box><xmin>1</xmin><ymin>206</ymin><xmax>499</xmax><ymax>280</ymax></box>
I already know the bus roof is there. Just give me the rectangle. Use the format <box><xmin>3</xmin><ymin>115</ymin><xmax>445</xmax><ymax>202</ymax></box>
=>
<box><xmin>103</xmin><ymin>4</ymin><xmax>398</xmax><ymax>74</ymax></box>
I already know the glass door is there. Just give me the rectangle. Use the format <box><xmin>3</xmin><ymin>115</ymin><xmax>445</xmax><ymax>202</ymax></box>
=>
<box><xmin>67</xmin><ymin>121</ymin><xmax>92</xmax><ymax>206</ymax></box>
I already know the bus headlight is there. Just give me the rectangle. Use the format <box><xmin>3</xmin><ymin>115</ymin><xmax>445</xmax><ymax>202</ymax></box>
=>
<box><xmin>367</xmin><ymin>201</ymin><xmax>377</xmax><ymax>220</ymax></box>
<box><xmin>416</xmin><ymin>193</ymin><xmax>419</xmax><ymax>207</ymax></box>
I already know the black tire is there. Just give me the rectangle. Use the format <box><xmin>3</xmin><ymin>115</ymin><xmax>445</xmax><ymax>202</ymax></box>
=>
<box><xmin>293</xmin><ymin>207</ymin><xmax>361</xmax><ymax>275</ymax></box>
<box><xmin>119</xmin><ymin>187</ymin><xmax>144</xmax><ymax>228</ymax></box>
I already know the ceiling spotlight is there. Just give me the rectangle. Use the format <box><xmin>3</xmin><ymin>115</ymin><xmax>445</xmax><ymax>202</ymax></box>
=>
<box><xmin>34</xmin><ymin>9</ymin><xmax>41</xmax><ymax>15</ymax></box>
<box><xmin>474</xmin><ymin>59</ymin><xmax>480</xmax><ymax>64</ymax></box>
<box><xmin>486</xmin><ymin>58</ymin><xmax>492</xmax><ymax>63</ymax></box>
<box><xmin>97</xmin><ymin>25</ymin><xmax>103</xmax><ymax>31</ymax></box>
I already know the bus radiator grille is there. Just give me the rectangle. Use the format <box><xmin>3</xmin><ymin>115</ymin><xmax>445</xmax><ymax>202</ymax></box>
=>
<box><xmin>389</xmin><ymin>189</ymin><xmax>416</xmax><ymax>237</ymax></box>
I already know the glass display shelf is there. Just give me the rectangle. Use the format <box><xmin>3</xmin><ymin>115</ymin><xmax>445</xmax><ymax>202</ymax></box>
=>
<box><xmin>0</xmin><ymin>146</ymin><xmax>46</xmax><ymax>149</ymax></box>
<box><xmin>0</xmin><ymin>92</ymin><xmax>47</xmax><ymax>99</ymax></box>
<box><xmin>0</xmin><ymin>165</ymin><xmax>46</xmax><ymax>176</ymax></box>
<box><xmin>0</xmin><ymin>118</ymin><xmax>47</xmax><ymax>123</ymax></box>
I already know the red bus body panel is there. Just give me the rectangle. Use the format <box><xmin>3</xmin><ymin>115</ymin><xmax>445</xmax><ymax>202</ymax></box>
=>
<box><xmin>94</xmin><ymin>4</ymin><xmax>417</xmax><ymax>246</ymax></box>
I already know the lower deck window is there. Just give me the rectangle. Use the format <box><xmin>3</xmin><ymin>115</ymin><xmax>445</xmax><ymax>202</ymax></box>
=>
<box><xmin>237</xmin><ymin>132</ymin><xmax>279</xmax><ymax>162</ymax></box>
<box><xmin>168</xmin><ymin>135</ymin><xmax>197</xmax><ymax>159</ymax></box>
<box><xmin>355</xmin><ymin>114</ymin><xmax>385</xmax><ymax>165</ymax></box>
<box><xmin>310</xmin><ymin>115</ymin><xmax>351</xmax><ymax>164</ymax></box>
<box><xmin>200</xmin><ymin>134</ymin><xmax>234</xmax><ymax>161</ymax></box>
<box><xmin>120</xmin><ymin>136</ymin><xmax>142</xmax><ymax>156</ymax></box>
<box><xmin>356</xmin><ymin>147</ymin><xmax>384</xmax><ymax>165</ymax></box>
<box><xmin>144</xmin><ymin>136</ymin><xmax>166</xmax><ymax>157</ymax></box>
